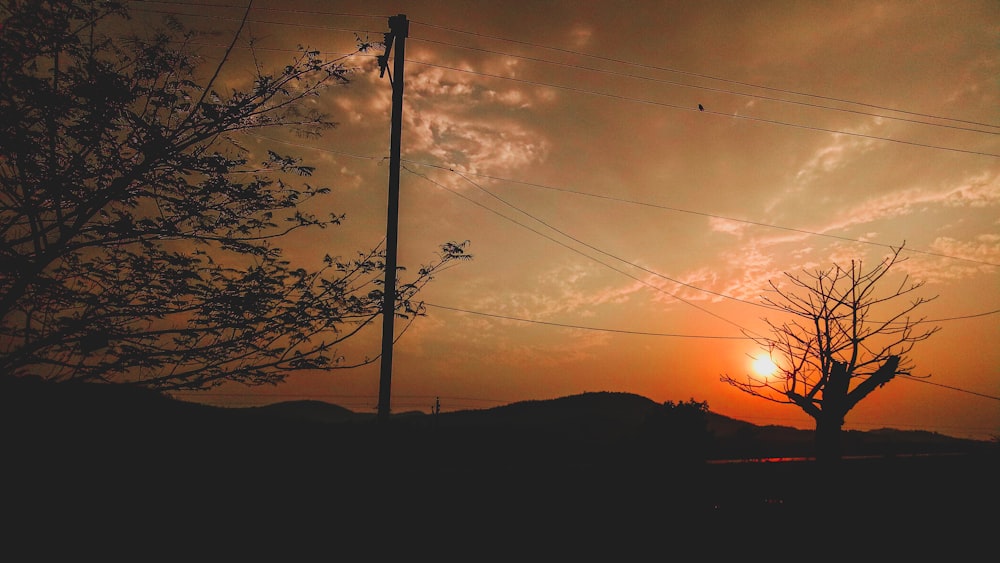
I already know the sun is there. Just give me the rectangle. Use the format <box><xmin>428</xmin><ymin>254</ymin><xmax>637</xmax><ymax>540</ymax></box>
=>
<box><xmin>751</xmin><ymin>356</ymin><xmax>778</xmax><ymax>377</ymax></box>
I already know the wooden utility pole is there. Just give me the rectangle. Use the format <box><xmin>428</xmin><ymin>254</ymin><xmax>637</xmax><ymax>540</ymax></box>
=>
<box><xmin>377</xmin><ymin>14</ymin><xmax>408</xmax><ymax>426</ymax></box>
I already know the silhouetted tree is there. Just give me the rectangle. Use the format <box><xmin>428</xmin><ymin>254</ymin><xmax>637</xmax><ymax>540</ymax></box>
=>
<box><xmin>721</xmin><ymin>244</ymin><xmax>938</xmax><ymax>463</ymax></box>
<box><xmin>640</xmin><ymin>398</ymin><xmax>712</xmax><ymax>464</ymax></box>
<box><xmin>0</xmin><ymin>1</ymin><xmax>470</xmax><ymax>390</ymax></box>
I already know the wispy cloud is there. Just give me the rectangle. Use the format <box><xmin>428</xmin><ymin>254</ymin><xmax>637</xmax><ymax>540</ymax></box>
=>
<box><xmin>822</xmin><ymin>170</ymin><xmax>1000</xmax><ymax>233</ymax></box>
<box><xmin>792</xmin><ymin>123</ymin><xmax>882</xmax><ymax>188</ymax></box>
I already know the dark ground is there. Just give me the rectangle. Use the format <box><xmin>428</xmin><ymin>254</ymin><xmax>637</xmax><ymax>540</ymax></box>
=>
<box><xmin>2</xmin><ymin>378</ymin><xmax>996</xmax><ymax>558</ymax></box>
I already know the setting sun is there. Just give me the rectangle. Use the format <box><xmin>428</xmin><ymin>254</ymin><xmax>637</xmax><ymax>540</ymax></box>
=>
<box><xmin>751</xmin><ymin>357</ymin><xmax>778</xmax><ymax>377</ymax></box>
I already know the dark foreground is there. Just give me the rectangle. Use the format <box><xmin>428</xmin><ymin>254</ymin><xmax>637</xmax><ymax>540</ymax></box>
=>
<box><xmin>7</xmin><ymin>443</ymin><xmax>996</xmax><ymax>558</ymax></box>
<box><xmin>3</xmin><ymin>380</ymin><xmax>997</xmax><ymax>557</ymax></box>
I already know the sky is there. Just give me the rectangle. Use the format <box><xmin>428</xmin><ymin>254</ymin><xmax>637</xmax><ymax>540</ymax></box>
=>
<box><xmin>126</xmin><ymin>0</ymin><xmax>999</xmax><ymax>440</ymax></box>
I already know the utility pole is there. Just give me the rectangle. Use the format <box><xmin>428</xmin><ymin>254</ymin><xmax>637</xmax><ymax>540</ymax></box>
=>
<box><xmin>377</xmin><ymin>14</ymin><xmax>408</xmax><ymax>426</ymax></box>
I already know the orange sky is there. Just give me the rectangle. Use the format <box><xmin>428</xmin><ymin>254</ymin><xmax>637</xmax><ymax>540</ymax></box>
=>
<box><xmin>128</xmin><ymin>0</ymin><xmax>999</xmax><ymax>440</ymax></box>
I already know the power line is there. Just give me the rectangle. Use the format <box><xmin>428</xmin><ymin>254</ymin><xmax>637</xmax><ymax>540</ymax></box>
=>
<box><xmin>124</xmin><ymin>3</ymin><xmax>1000</xmax><ymax>131</ymax></box>
<box><xmin>409</xmin><ymin>19</ymin><xmax>1000</xmax><ymax>130</ymax></box>
<box><xmin>924</xmin><ymin>309</ymin><xmax>1000</xmax><ymax>322</ymax></box>
<box><xmin>405</xmin><ymin>164</ymin><xmax>1000</xmax><ymax>338</ymax></box>
<box><xmin>125</xmin><ymin>5</ymin><xmax>1000</xmax><ymax>157</ymax></box>
<box><xmin>405</xmin><ymin>162</ymin><xmax>999</xmax><ymax>333</ymax></box>
<box><xmin>401</xmin><ymin>164</ymin><xmax>758</xmax><ymax>335</ymax></box>
<box><xmin>405</xmin><ymin>58</ymin><xmax>1000</xmax><ymax>159</ymax></box>
<box><xmin>411</xmin><ymin>36</ymin><xmax>998</xmax><ymax>136</ymax></box>
<box><xmin>245</xmin><ymin>131</ymin><xmax>1000</xmax><ymax>275</ymax></box>
<box><xmin>900</xmin><ymin>375</ymin><xmax>1000</xmax><ymax>401</ymax></box>
<box><xmin>129</xmin><ymin>0</ymin><xmax>388</xmax><ymax>20</ymax></box>
<box><xmin>127</xmin><ymin>2</ymin><xmax>1000</xmax><ymax>140</ymax></box>
<box><xmin>246</xmin><ymin>133</ymin><xmax>383</xmax><ymax>161</ymax></box>
<box><xmin>120</xmin><ymin>10</ymin><xmax>1000</xmax><ymax>277</ymax></box>
<box><xmin>406</xmin><ymin>161</ymin><xmax>1000</xmax><ymax>269</ymax></box>
<box><xmin>128</xmin><ymin>4</ymin><xmax>381</xmax><ymax>35</ymax></box>
<box><xmin>130</xmin><ymin>3</ymin><xmax>1000</xmax><ymax>139</ymax></box>
<box><xmin>240</xmin><ymin>136</ymin><xmax>1000</xmax><ymax>328</ymax></box>
<box><xmin>154</xmin><ymin>39</ymin><xmax>374</xmax><ymax>59</ymax></box>
<box><xmin>422</xmin><ymin>302</ymin><xmax>749</xmax><ymax>340</ymax></box>
<box><xmin>365</xmin><ymin>161</ymin><xmax>1000</xmax><ymax>409</ymax></box>
<box><xmin>437</xmin><ymin>165</ymin><xmax>770</xmax><ymax>310</ymax></box>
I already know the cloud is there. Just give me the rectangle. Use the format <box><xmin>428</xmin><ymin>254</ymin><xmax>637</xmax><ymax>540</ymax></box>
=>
<box><xmin>708</xmin><ymin>217</ymin><xmax>750</xmax><ymax>236</ymax></box>
<box><xmin>393</xmin><ymin>62</ymin><xmax>554</xmax><ymax>175</ymax></box>
<box><xmin>678</xmin><ymin>160</ymin><xmax>994</xmax><ymax>306</ymax></box>
<box><xmin>486</xmin><ymin>89</ymin><xmax>532</xmax><ymax>108</ymax></box>
<box><xmin>792</xmin><ymin>123</ymin><xmax>881</xmax><ymax>187</ymax></box>
<box><xmin>903</xmin><ymin>234</ymin><xmax>1000</xmax><ymax>284</ymax></box>
<box><xmin>940</xmin><ymin>171</ymin><xmax>1000</xmax><ymax>208</ymax></box>
<box><xmin>511</xmin><ymin>261</ymin><xmax>640</xmax><ymax>318</ymax></box>
<box><xmin>404</xmin><ymin>55</ymin><xmax>554</xmax><ymax>110</ymax></box>
<box><xmin>813</xmin><ymin>170</ymin><xmax>1000</xmax><ymax>235</ymax></box>
<box><xmin>331</xmin><ymin>96</ymin><xmax>369</xmax><ymax>124</ymax></box>
<box><xmin>569</xmin><ymin>25</ymin><xmax>593</xmax><ymax>48</ymax></box>
<box><xmin>404</xmin><ymin>109</ymin><xmax>548</xmax><ymax>174</ymax></box>
<box><xmin>943</xmin><ymin>53</ymin><xmax>1000</xmax><ymax>106</ymax></box>
<box><xmin>713</xmin><ymin>244</ymin><xmax>788</xmax><ymax>302</ymax></box>
<box><xmin>406</xmin><ymin>66</ymin><xmax>476</xmax><ymax>98</ymax></box>
<box><xmin>931</xmin><ymin>234</ymin><xmax>1000</xmax><ymax>263</ymax></box>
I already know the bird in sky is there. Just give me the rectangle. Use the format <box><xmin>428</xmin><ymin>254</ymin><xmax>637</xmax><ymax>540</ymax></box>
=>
<box><xmin>698</xmin><ymin>104</ymin><xmax>704</xmax><ymax>111</ymax></box>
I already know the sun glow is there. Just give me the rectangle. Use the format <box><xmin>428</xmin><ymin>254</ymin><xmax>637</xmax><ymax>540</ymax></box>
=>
<box><xmin>751</xmin><ymin>356</ymin><xmax>778</xmax><ymax>377</ymax></box>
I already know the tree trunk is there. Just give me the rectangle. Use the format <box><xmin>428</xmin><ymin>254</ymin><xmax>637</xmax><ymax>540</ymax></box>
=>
<box><xmin>814</xmin><ymin>413</ymin><xmax>844</xmax><ymax>465</ymax></box>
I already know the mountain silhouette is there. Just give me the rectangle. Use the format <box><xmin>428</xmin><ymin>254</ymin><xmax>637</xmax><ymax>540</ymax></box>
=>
<box><xmin>3</xmin><ymin>377</ymin><xmax>989</xmax><ymax>460</ymax></box>
<box><xmin>3</xmin><ymin>376</ymin><xmax>996</xmax><ymax>554</ymax></box>
<box><xmin>246</xmin><ymin>390</ymin><xmax>987</xmax><ymax>459</ymax></box>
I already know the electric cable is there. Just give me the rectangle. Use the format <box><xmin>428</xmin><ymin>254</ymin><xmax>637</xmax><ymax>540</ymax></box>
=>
<box><xmin>125</xmin><ymin>4</ymin><xmax>1000</xmax><ymax>157</ymax></box>
<box><xmin>406</xmin><ymin>58</ymin><xmax>1000</xmax><ymax>159</ymax></box>
<box><xmin>402</xmin><ymin>163</ymin><xmax>759</xmax><ymax>336</ymax></box>
<box><xmin>406</xmin><ymin>161</ymin><xmax>1000</xmax><ymax>269</ymax></box>
<box><xmin>422</xmin><ymin>302</ymin><xmax>749</xmax><ymax>340</ymax></box>
<box><xmin>411</xmin><ymin>36</ymin><xmax>998</xmax><ymax>136</ymax></box>
<box><xmin>409</xmin><ymin>18</ymin><xmax>1000</xmax><ymax>130</ymax></box>
<box><xmin>246</xmin><ymin>131</ymin><xmax>1000</xmax><ymax>280</ymax></box>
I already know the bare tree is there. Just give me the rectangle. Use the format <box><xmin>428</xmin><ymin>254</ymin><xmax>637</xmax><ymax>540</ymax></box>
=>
<box><xmin>721</xmin><ymin>244</ymin><xmax>939</xmax><ymax>463</ymax></box>
<box><xmin>0</xmin><ymin>1</ymin><xmax>471</xmax><ymax>390</ymax></box>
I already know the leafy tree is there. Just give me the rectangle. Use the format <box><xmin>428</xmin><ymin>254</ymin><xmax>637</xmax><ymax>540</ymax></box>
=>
<box><xmin>721</xmin><ymin>244</ymin><xmax>938</xmax><ymax>463</ymax></box>
<box><xmin>0</xmin><ymin>1</ymin><xmax>470</xmax><ymax>390</ymax></box>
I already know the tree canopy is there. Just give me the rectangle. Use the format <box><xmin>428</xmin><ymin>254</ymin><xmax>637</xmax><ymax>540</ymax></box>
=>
<box><xmin>721</xmin><ymin>244</ymin><xmax>939</xmax><ymax>461</ymax></box>
<box><xmin>0</xmin><ymin>1</ymin><xmax>470</xmax><ymax>390</ymax></box>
